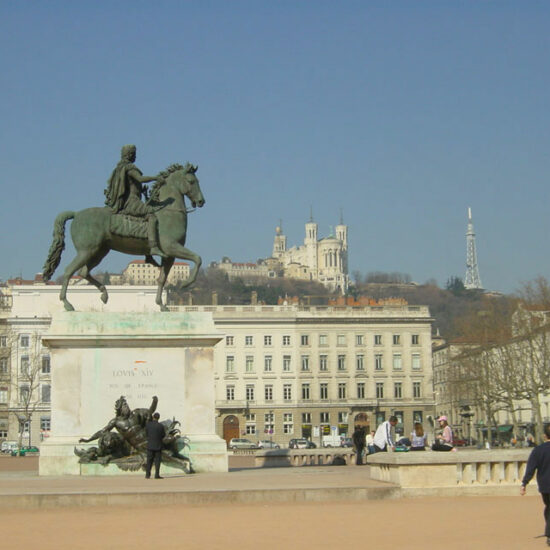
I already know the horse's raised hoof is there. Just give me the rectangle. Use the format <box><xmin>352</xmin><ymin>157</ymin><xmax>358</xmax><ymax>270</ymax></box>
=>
<box><xmin>63</xmin><ymin>301</ymin><xmax>75</xmax><ymax>312</ymax></box>
<box><xmin>101</xmin><ymin>292</ymin><xmax>108</xmax><ymax>304</ymax></box>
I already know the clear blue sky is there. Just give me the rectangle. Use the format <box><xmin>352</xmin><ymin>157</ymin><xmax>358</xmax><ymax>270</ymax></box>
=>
<box><xmin>1</xmin><ymin>1</ymin><xmax>549</xmax><ymax>293</ymax></box>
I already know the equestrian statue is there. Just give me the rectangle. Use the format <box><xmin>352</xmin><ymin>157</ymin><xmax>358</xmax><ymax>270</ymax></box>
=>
<box><xmin>42</xmin><ymin>144</ymin><xmax>205</xmax><ymax>311</ymax></box>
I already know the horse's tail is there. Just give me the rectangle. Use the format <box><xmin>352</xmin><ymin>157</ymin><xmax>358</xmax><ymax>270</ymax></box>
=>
<box><xmin>42</xmin><ymin>211</ymin><xmax>75</xmax><ymax>281</ymax></box>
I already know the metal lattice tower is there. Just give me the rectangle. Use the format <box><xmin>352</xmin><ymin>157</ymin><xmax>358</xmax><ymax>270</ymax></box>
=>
<box><xmin>464</xmin><ymin>207</ymin><xmax>483</xmax><ymax>290</ymax></box>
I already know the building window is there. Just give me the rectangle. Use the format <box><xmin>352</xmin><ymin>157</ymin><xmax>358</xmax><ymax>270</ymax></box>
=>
<box><xmin>246</xmin><ymin>385</ymin><xmax>255</xmax><ymax>401</ymax></box>
<box><xmin>301</xmin><ymin>383</ymin><xmax>310</xmax><ymax>400</ymax></box>
<box><xmin>264</xmin><ymin>335</ymin><xmax>272</xmax><ymax>346</ymax></box>
<box><xmin>0</xmin><ymin>336</ymin><xmax>7</xmax><ymax>347</ymax></box>
<box><xmin>0</xmin><ymin>386</ymin><xmax>7</xmax><ymax>403</ymax></box>
<box><xmin>412</xmin><ymin>334</ymin><xmax>419</xmax><ymax>345</ymax></box>
<box><xmin>338</xmin><ymin>412</ymin><xmax>349</xmax><ymax>423</ymax></box>
<box><xmin>283</xmin><ymin>413</ymin><xmax>293</xmax><ymax>434</ymax></box>
<box><xmin>245</xmin><ymin>356</ymin><xmax>254</xmax><ymax>373</ymax></box>
<box><xmin>301</xmin><ymin>334</ymin><xmax>309</xmax><ymax>346</ymax></box>
<box><xmin>226</xmin><ymin>335</ymin><xmax>234</xmax><ymax>346</ymax></box>
<box><xmin>319</xmin><ymin>355</ymin><xmax>328</xmax><ymax>371</ymax></box>
<box><xmin>393</xmin><ymin>334</ymin><xmax>401</xmax><ymax>345</ymax></box>
<box><xmin>0</xmin><ymin>358</ymin><xmax>8</xmax><ymax>374</ymax></box>
<box><xmin>356</xmin><ymin>354</ymin><xmax>364</xmax><ymax>371</ymax></box>
<box><xmin>263</xmin><ymin>355</ymin><xmax>272</xmax><ymax>372</ymax></box>
<box><xmin>246</xmin><ymin>423</ymin><xmax>256</xmax><ymax>435</ymax></box>
<box><xmin>374</xmin><ymin>335</ymin><xmax>382</xmax><ymax>345</ymax></box>
<box><xmin>337</xmin><ymin>355</ymin><xmax>346</xmax><ymax>371</ymax></box>
<box><xmin>413</xmin><ymin>381</ymin><xmax>421</xmax><ymax>398</ymax></box>
<box><xmin>394</xmin><ymin>382</ymin><xmax>402</xmax><ymax>399</ymax></box>
<box><xmin>40</xmin><ymin>416</ymin><xmax>51</xmax><ymax>431</ymax></box>
<box><xmin>320</xmin><ymin>412</ymin><xmax>330</xmax><ymax>423</ymax></box>
<box><xmin>20</xmin><ymin>335</ymin><xmax>30</xmax><ymax>348</ymax></box>
<box><xmin>20</xmin><ymin>356</ymin><xmax>30</xmax><ymax>376</ymax></box>
<box><xmin>355</xmin><ymin>334</ymin><xmax>364</xmax><ymax>346</ymax></box>
<box><xmin>376</xmin><ymin>382</ymin><xmax>384</xmax><ymax>399</ymax></box>
<box><xmin>41</xmin><ymin>384</ymin><xmax>51</xmax><ymax>403</ymax></box>
<box><xmin>375</xmin><ymin>354</ymin><xmax>383</xmax><ymax>370</ymax></box>
<box><xmin>357</xmin><ymin>382</ymin><xmax>365</xmax><ymax>399</ymax></box>
<box><xmin>283</xmin><ymin>355</ymin><xmax>291</xmax><ymax>372</ymax></box>
<box><xmin>302</xmin><ymin>412</ymin><xmax>311</xmax><ymax>423</ymax></box>
<box><xmin>412</xmin><ymin>353</ymin><xmax>421</xmax><ymax>370</ymax></box>
<box><xmin>337</xmin><ymin>334</ymin><xmax>346</xmax><ymax>346</ymax></box>
<box><xmin>301</xmin><ymin>355</ymin><xmax>310</xmax><ymax>371</ymax></box>
<box><xmin>41</xmin><ymin>355</ymin><xmax>51</xmax><ymax>374</ymax></box>
<box><xmin>20</xmin><ymin>384</ymin><xmax>30</xmax><ymax>403</ymax></box>
<box><xmin>226</xmin><ymin>356</ymin><xmax>235</xmax><ymax>373</ymax></box>
<box><xmin>245</xmin><ymin>335</ymin><xmax>253</xmax><ymax>346</ymax></box>
<box><xmin>320</xmin><ymin>383</ymin><xmax>328</xmax><ymax>400</ymax></box>
<box><xmin>226</xmin><ymin>385</ymin><xmax>235</xmax><ymax>401</ymax></box>
<box><xmin>338</xmin><ymin>383</ymin><xmax>347</xmax><ymax>400</ymax></box>
<box><xmin>265</xmin><ymin>385</ymin><xmax>273</xmax><ymax>401</ymax></box>
<box><xmin>282</xmin><ymin>335</ymin><xmax>291</xmax><ymax>346</ymax></box>
<box><xmin>283</xmin><ymin>384</ymin><xmax>292</xmax><ymax>401</ymax></box>
<box><xmin>393</xmin><ymin>353</ymin><xmax>402</xmax><ymax>370</ymax></box>
<box><xmin>319</xmin><ymin>334</ymin><xmax>328</xmax><ymax>346</ymax></box>
<box><xmin>413</xmin><ymin>410</ymin><xmax>423</xmax><ymax>424</ymax></box>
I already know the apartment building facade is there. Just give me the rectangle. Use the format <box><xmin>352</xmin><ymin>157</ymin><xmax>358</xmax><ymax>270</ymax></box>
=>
<box><xmin>170</xmin><ymin>304</ymin><xmax>435</xmax><ymax>447</ymax></box>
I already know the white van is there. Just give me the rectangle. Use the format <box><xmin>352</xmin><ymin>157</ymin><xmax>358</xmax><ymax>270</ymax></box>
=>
<box><xmin>1</xmin><ymin>441</ymin><xmax>18</xmax><ymax>454</ymax></box>
<box><xmin>322</xmin><ymin>434</ymin><xmax>342</xmax><ymax>447</ymax></box>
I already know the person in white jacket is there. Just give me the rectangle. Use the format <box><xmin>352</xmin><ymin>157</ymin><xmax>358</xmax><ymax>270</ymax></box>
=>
<box><xmin>373</xmin><ymin>416</ymin><xmax>398</xmax><ymax>452</ymax></box>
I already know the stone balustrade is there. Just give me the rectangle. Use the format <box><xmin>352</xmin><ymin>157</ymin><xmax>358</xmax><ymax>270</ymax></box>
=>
<box><xmin>253</xmin><ymin>448</ymin><xmax>355</xmax><ymax>468</ymax></box>
<box><xmin>367</xmin><ymin>449</ymin><xmax>534</xmax><ymax>495</ymax></box>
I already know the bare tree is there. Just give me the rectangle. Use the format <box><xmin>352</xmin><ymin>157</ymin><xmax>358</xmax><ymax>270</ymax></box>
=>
<box><xmin>3</xmin><ymin>330</ymin><xmax>49</xmax><ymax>449</ymax></box>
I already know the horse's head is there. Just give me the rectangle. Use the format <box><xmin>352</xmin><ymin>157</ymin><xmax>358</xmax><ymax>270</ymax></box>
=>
<box><xmin>163</xmin><ymin>163</ymin><xmax>205</xmax><ymax>209</ymax></box>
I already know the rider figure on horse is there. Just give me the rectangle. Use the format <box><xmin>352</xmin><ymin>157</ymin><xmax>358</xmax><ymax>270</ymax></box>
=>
<box><xmin>104</xmin><ymin>144</ymin><xmax>165</xmax><ymax>263</ymax></box>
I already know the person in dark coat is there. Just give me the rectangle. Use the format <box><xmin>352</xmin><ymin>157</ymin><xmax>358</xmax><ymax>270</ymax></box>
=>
<box><xmin>352</xmin><ymin>425</ymin><xmax>366</xmax><ymax>465</ymax></box>
<box><xmin>145</xmin><ymin>412</ymin><xmax>166</xmax><ymax>479</ymax></box>
<box><xmin>521</xmin><ymin>424</ymin><xmax>550</xmax><ymax>546</ymax></box>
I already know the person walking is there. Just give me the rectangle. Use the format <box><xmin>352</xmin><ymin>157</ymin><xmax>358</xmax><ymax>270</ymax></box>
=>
<box><xmin>352</xmin><ymin>425</ymin><xmax>366</xmax><ymax>465</ymax></box>
<box><xmin>145</xmin><ymin>412</ymin><xmax>166</xmax><ymax>479</ymax></box>
<box><xmin>373</xmin><ymin>416</ymin><xmax>398</xmax><ymax>453</ymax></box>
<box><xmin>520</xmin><ymin>424</ymin><xmax>550</xmax><ymax>546</ymax></box>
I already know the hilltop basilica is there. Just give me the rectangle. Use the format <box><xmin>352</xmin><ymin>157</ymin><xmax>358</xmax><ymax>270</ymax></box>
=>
<box><xmin>213</xmin><ymin>217</ymin><xmax>349</xmax><ymax>293</ymax></box>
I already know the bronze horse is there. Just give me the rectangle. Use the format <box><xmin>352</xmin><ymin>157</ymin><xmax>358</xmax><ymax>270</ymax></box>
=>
<box><xmin>42</xmin><ymin>163</ymin><xmax>205</xmax><ymax>311</ymax></box>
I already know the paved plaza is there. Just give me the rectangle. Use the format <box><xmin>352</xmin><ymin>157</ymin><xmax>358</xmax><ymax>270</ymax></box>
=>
<box><xmin>0</xmin><ymin>456</ymin><xmax>547</xmax><ymax>549</ymax></box>
<box><xmin>1</xmin><ymin>494</ymin><xmax>544</xmax><ymax>549</ymax></box>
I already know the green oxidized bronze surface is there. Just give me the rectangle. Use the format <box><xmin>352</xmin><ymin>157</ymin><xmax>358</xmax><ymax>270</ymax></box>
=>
<box><xmin>42</xmin><ymin>145</ymin><xmax>205</xmax><ymax>311</ymax></box>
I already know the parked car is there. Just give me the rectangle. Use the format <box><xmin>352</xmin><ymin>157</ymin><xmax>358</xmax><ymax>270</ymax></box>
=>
<box><xmin>257</xmin><ymin>440</ymin><xmax>280</xmax><ymax>449</ymax></box>
<box><xmin>228</xmin><ymin>438</ymin><xmax>257</xmax><ymax>450</ymax></box>
<box><xmin>11</xmin><ymin>446</ymin><xmax>39</xmax><ymax>456</ymax></box>
<box><xmin>289</xmin><ymin>438</ymin><xmax>310</xmax><ymax>449</ymax></box>
<box><xmin>306</xmin><ymin>441</ymin><xmax>317</xmax><ymax>449</ymax></box>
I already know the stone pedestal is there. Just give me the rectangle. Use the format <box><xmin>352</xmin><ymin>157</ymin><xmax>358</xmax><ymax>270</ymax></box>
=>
<box><xmin>39</xmin><ymin>312</ymin><xmax>227</xmax><ymax>476</ymax></box>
